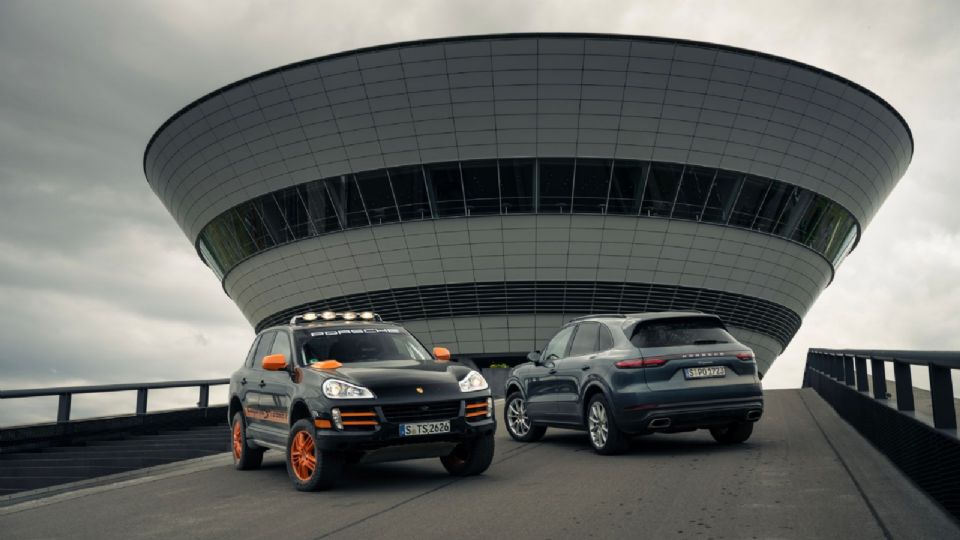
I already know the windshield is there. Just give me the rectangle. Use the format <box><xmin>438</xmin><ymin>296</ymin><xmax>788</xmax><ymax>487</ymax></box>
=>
<box><xmin>631</xmin><ymin>318</ymin><xmax>735</xmax><ymax>349</ymax></box>
<box><xmin>297</xmin><ymin>327</ymin><xmax>432</xmax><ymax>365</ymax></box>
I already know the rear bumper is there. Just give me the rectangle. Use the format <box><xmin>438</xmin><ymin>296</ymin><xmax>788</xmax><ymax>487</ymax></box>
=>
<box><xmin>615</xmin><ymin>398</ymin><xmax>763</xmax><ymax>434</ymax></box>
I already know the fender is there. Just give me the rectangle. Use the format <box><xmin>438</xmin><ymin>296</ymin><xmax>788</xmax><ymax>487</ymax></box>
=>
<box><xmin>578</xmin><ymin>376</ymin><xmax>615</xmax><ymax>422</ymax></box>
<box><xmin>503</xmin><ymin>375</ymin><xmax>525</xmax><ymax>398</ymax></box>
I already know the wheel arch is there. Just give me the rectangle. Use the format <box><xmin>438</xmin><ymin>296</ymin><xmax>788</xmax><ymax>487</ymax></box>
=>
<box><xmin>289</xmin><ymin>399</ymin><xmax>312</xmax><ymax>426</ymax></box>
<box><xmin>229</xmin><ymin>396</ymin><xmax>243</xmax><ymax>422</ymax></box>
<box><xmin>504</xmin><ymin>378</ymin><xmax>523</xmax><ymax>398</ymax></box>
<box><xmin>581</xmin><ymin>382</ymin><xmax>610</xmax><ymax>423</ymax></box>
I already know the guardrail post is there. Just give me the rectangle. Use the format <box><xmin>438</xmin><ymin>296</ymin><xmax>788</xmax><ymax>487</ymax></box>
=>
<box><xmin>855</xmin><ymin>355</ymin><xmax>869</xmax><ymax>392</ymax></box>
<box><xmin>57</xmin><ymin>393</ymin><xmax>71</xmax><ymax>423</ymax></box>
<box><xmin>871</xmin><ymin>358</ymin><xmax>887</xmax><ymax>400</ymax></box>
<box><xmin>893</xmin><ymin>360</ymin><xmax>914</xmax><ymax>412</ymax></box>
<box><xmin>136</xmin><ymin>388</ymin><xmax>148</xmax><ymax>415</ymax></box>
<box><xmin>929</xmin><ymin>365</ymin><xmax>957</xmax><ymax>429</ymax></box>
<box><xmin>198</xmin><ymin>385</ymin><xmax>209</xmax><ymax>408</ymax></box>
<box><xmin>844</xmin><ymin>355</ymin><xmax>856</xmax><ymax>386</ymax></box>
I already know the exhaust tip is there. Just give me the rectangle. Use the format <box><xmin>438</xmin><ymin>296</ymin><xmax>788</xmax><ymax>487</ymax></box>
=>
<box><xmin>746</xmin><ymin>410</ymin><xmax>762</xmax><ymax>421</ymax></box>
<box><xmin>648</xmin><ymin>418</ymin><xmax>671</xmax><ymax>429</ymax></box>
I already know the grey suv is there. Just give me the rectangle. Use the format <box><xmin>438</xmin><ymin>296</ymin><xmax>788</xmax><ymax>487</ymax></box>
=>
<box><xmin>502</xmin><ymin>312</ymin><xmax>763</xmax><ymax>454</ymax></box>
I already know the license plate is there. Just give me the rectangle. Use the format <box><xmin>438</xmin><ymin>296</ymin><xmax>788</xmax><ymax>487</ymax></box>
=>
<box><xmin>684</xmin><ymin>366</ymin><xmax>726</xmax><ymax>379</ymax></box>
<box><xmin>399</xmin><ymin>420</ymin><xmax>451</xmax><ymax>437</ymax></box>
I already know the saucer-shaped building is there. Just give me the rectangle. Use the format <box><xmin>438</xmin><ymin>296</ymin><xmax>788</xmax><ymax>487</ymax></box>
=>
<box><xmin>143</xmin><ymin>34</ymin><xmax>912</xmax><ymax>375</ymax></box>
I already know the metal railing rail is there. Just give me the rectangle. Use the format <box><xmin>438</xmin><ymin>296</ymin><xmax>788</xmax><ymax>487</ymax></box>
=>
<box><xmin>0</xmin><ymin>379</ymin><xmax>230</xmax><ymax>423</ymax></box>
<box><xmin>804</xmin><ymin>348</ymin><xmax>960</xmax><ymax>522</ymax></box>
<box><xmin>805</xmin><ymin>349</ymin><xmax>957</xmax><ymax>429</ymax></box>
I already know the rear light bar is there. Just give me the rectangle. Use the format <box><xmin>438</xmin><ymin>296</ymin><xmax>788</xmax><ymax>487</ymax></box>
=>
<box><xmin>616</xmin><ymin>350</ymin><xmax>755</xmax><ymax>368</ymax></box>
<box><xmin>615</xmin><ymin>358</ymin><xmax>667</xmax><ymax>368</ymax></box>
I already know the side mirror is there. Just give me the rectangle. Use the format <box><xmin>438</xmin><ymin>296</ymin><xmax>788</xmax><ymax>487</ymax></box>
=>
<box><xmin>262</xmin><ymin>353</ymin><xmax>288</xmax><ymax>371</ymax></box>
<box><xmin>433</xmin><ymin>346</ymin><xmax>451</xmax><ymax>361</ymax></box>
<box><xmin>527</xmin><ymin>351</ymin><xmax>541</xmax><ymax>364</ymax></box>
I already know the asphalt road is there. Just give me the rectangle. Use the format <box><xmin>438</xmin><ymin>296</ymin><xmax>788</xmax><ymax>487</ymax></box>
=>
<box><xmin>1</xmin><ymin>389</ymin><xmax>957</xmax><ymax>540</ymax></box>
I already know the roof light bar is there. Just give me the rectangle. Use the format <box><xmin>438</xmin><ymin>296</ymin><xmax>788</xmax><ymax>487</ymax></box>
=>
<box><xmin>289</xmin><ymin>311</ymin><xmax>382</xmax><ymax>324</ymax></box>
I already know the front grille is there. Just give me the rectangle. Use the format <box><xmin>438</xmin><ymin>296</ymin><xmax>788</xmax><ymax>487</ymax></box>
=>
<box><xmin>381</xmin><ymin>401</ymin><xmax>460</xmax><ymax>422</ymax></box>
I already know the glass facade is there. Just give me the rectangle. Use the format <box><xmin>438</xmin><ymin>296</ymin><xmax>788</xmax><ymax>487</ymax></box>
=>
<box><xmin>197</xmin><ymin>158</ymin><xmax>859</xmax><ymax>279</ymax></box>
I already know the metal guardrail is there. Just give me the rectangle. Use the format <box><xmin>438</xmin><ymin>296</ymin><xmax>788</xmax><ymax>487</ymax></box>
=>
<box><xmin>0</xmin><ymin>379</ymin><xmax>230</xmax><ymax>423</ymax></box>
<box><xmin>805</xmin><ymin>349</ymin><xmax>957</xmax><ymax>429</ymax></box>
<box><xmin>804</xmin><ymin>348</ymin><xmax>959</xmax><ymax>522</ymax></box>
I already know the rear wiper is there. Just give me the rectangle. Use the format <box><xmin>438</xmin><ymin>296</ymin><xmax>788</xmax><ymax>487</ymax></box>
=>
<box><xmin>692</xmin><ymin>339</ymin><xmax>728</xmax><ymax>345</ymax></box>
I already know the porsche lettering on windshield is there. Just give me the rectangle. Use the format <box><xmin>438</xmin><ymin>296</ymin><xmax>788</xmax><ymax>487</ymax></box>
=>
<box><xmin>310</xmin><ymin>328</ymin><xmax>401</xmax><ymax>336</ymax></box>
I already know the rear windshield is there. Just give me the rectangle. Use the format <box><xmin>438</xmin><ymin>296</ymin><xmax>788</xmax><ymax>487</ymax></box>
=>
<box><xmin>297</xmin><ymin>328</ymin><xmax>432</xmax><ymax>365</ymax></box>
<box><xmin>631</xmin><ymin>318</ymin><xmax>735</xmax><ymax>349</ymax></box>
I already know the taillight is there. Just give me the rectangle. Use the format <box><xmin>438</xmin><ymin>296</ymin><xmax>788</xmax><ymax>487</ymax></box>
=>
<box><xmin>615</xmin><ymin>358</ymin><xmax>667</xmax><ymax>368</ymax></box>
<box><xmin>736</xmin><ymin>351</ymin><xmax>754</xmax><ymax>361</ymax></box>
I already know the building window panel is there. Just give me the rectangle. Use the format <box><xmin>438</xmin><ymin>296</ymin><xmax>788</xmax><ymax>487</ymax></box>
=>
<box><xmin>274</xmin><ymin>186</ymin><xmax>313</xmax><ymax>239</ymax></box>
<box><xmin>356</xmin><ymin>170</ymin><xmax>400</xmax><ymax>225</ymax></box>
<box><xmin>701</xmin><ymin>170</ymin><xmax>741</xmax><ymax>223</ymax></box>
<box><xmin>499</xmin><ymin>158</ymin><xmax>535</xmax><ymax>213</ymax></box>
<box><xmin>641</xmin><ymin>162</ymin><xmax>682</xmax><ymax>217</ymax></box>
<box><xmin>425</xmin><ymin>162</ymin><xmax>466</xmax><ymax>217</ymax></box>
<box><xmin>262</xmin><ymin>194</ymin><xmax>296</xmax><ymax>244</ymax></box>
<box><xmin>792</xmin><ymin>196</ymin><xmax>830</xmax><ymax>246</ymax></box>
<box><xmin>774</xmin><ymin>190</ymin><xmax>815</xmax><ymax>240</ymax></box>
<box><xmin>753</xmin><ymin>181</ymin><xmax>793</xmax><ymax>233</ymax></box>
<box><xmin>608</xmin><ymin>161</ymin><xmax>645</xmax><ymax>215</ymax></box>
<box><xmin>300</xmin><ymin>182</ymin><xmax>342</xmax><ymax>234</ymax></box>
<box><xmin>237</xmin><ymin>202</ymin><xmax>276</xmax><ymax>251</ymax></box>
<box><xmin>389</xmin><ymin>165</ymin><xmax>432</xmax><ymax>221</ymax></box>
<box><xmin>327</xmin><ymin>175</ymin><xmax>370</xmax><ymax>228</ymax></box>
<box><xmin>572</xmin><ymin>158</ymin><xmax>611</xmax><ymax>213</ymax></box>
<box><xmin>539</xmin><ymin>158</ymin><xmax>575</xmax><ymax>213</ymax></box>
<box><xmin>672</xmin><ymin>165</ymin><xmax>714</xmax><ymax>220</ymax></box>
<box><xmin>728</xmin><ymin>176</ymin><xmax>769</xmax><ymax>228</ymax></box>
<box><xmin>461</xmin><ymin>160</ymin><xmax>500</xmax><ymax>216</ymax></box>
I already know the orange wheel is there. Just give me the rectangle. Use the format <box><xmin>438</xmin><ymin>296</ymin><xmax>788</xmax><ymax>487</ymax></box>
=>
<box><xmin>231</xmin><ymin>411</ymin><xmax>264</xmax><ymax>470</ymax></box>
<box><xmin>232</xmin><ymin>420</ymin><xmax>243</xmax><ymax>459</ymax></box>
<box><xmin>286</xmin><ymin>419</ymin><xmax>342</xmax><ymax>491</ymax></box>
<box><xmin>290</xmin><ymin>430</ymin><xmax>317</xmax><ymax>481</ymax></box>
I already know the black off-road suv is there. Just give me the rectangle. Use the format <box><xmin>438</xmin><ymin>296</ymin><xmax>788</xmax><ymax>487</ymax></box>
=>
<box><xmin>503</xmin><ymin>312</ymin><xmax>763</xmax><ymax>454</ymax></box>
<box><xmin>228</xmin><ymin>311</ymin><xmax>495</xmax><ymax>491</ymax></box>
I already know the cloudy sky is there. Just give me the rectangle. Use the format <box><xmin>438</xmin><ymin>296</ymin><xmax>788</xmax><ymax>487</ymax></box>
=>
<box><xmin>1</xmin><ymin>0</ymin><xmax>958</xmax><ymax>425</ymax></box>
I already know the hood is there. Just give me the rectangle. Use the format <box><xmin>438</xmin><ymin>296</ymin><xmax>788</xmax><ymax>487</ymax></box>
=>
<box><xmin>307</xmin><ymin>360</ymin><xmax>474</xmax><ymax>400</ymax></box>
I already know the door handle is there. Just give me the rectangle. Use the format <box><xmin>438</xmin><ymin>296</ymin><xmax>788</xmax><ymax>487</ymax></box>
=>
<box><xmin>258</xmin><ymin>380</ymin><xmax>266</xmax><ymax>388</ymax></box>
<box><xmin>240</xmin><ymin>378</ymin><xmax>247</xmax><ymax>385</ymax></box>
<box><xmin>548</xmin><ymin>368</ymin><xmax>557</xmax><ymax>375</ymax></box>
<box><xmin>581</xmin><ymin>365</ymin><xmax>591</xmax><ymax>371</ymax></box>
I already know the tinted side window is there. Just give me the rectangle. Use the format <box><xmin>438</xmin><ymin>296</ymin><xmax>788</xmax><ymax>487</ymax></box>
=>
<box><xmin>598</xmin><ymin>325</ymin><xmax>614</xmax><ymax>351</ymax></box>
<box><xmin>568</xmin><ymin>323</ymin><xmax>600</xmax><ymax>357</ymax></box>
<box><xmin>252</xmin><ymin>331</ymin><xmax>276</xmax><ymax>368</ymax></box>
<box><xmin>631</xmin><ymin>319</ymin><xmax>735</xmax><ymax>348</ymax></box>
<box><xmin>244</xmin><ymin>335</ymin><xmax>261</xmax><ymax>367</ymax></box>
<box><xmin>270</xmin><ymin>331</ymin><xmax>292</xmax><ymax>360</ymax></box>
<box><xmin>542</xmin><ymin>326</ymin><xmax>576</xmax><ymax>361</ymax></box>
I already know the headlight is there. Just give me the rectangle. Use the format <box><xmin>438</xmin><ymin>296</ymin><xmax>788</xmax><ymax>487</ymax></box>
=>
<box><xmin>322</xmin><ymin>379</ymin><xmax>375</xmax><ymax>399</ymax></box>
<box><xmin>458</xmin><ymin>370</ymin><xmax>489</xmax><ymax>393</ymax></box>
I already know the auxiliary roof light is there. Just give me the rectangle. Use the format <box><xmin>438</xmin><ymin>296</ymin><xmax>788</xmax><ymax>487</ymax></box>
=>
<box><xmin>291</xmin><ymin>310</ymin><xmax>381</xmax><ymax>324</ymax></box>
